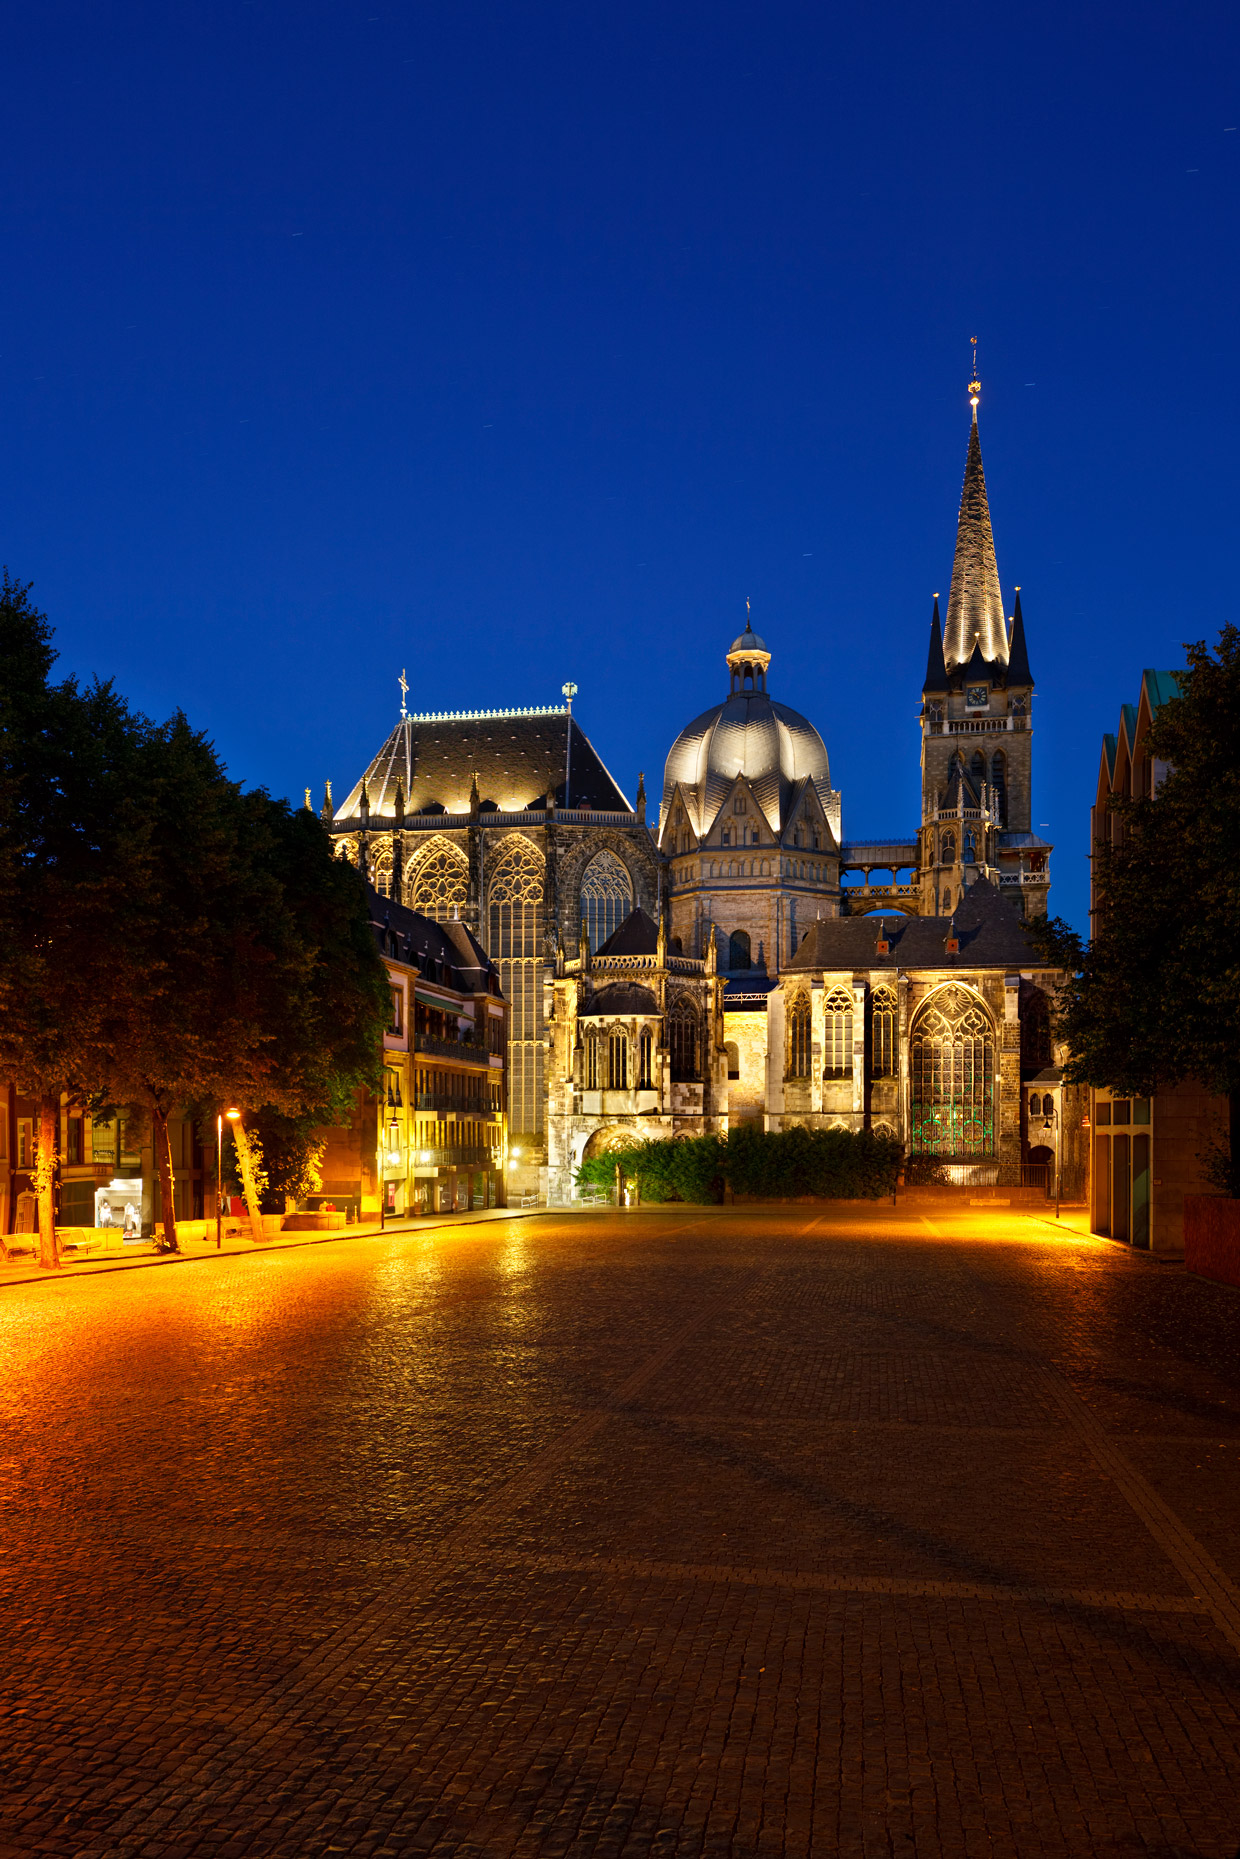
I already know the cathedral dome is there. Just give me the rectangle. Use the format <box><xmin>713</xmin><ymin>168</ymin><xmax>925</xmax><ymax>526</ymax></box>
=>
<box><xmin>659</xmin><ymin>627</ymin><xmax>837</xmax><ymax>843</ymax></box>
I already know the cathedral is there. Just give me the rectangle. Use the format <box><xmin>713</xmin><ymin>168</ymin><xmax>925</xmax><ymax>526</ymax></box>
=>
<box><xmin>324</xmin><ymin>378</ymin><xmax>1062</xmax><ymax>1198</ymax></box>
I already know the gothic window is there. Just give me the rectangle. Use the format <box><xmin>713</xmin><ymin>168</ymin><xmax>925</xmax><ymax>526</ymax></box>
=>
<box><xmin>729</xmin><ymin>929</ymin><xmax>751</xmax><ymax>971</ymax></box>
<box><xmin>785</xmin><ymin>991</ymin><xmax>811</xmax><ymax>1080</ymax></box>
<box><xmin>971</xmin><ymin>751</ymin><xmax>985</xmax><ymax>780</ymax></box>
<box><xmin>869</xmin><ymin>986</ymin><xmax>897</xmax><ymax>1079</ymax></box>
<box><xmin>408</xmin><ymin>840</ymin><xmax>469</xmax><ymax>922</ymax></box>
<box><xmin>488</xmin><ymin>837</ymin><xmax>545</xmax><ymax>1136</ymax></box>
<box><xmin>639</xmin><ymin>1029</ymin><xmax>653</xmax><ymax>1088</ymax></box>
<box><xmin>669</xmin><ymin>997</ymin><xmax>701</xmax><ymax>1081</ymax></box>
<box><xmin>990</xmin><ymin>752</ymin><xmax>1006</xmax><ymax>822</ymax></box>
<box><xmin>607</xmin><ymin>1031</ymin><xmax>628</xmax><ymax>1090</ymax></box>
<box><xmin>823</xmin><ymin>987</ymin><xmax>854</xmax><ymax>1079</ymax></box>
<box><xmin>1029</xmin><ymin>1092</ymin><xmax>1043</xmax><ymax>1118</ymax></box>
<box><xmin>963</xmin><ymin>830</ymin><xmax>976</xmax><ymax>864</ymax></box>
<box><xmin>585</xmin><ymin>1032</ymin><xmax>599</xmax><ymax>1090</ymax></box>
<box><xmin>910</xmin><ymin>987</ymin><xmax>995</xmax><ymax>1157</ymax></box>
<box><xmin>580</xmin><ymin>849</ymin><xmax>633</xmax><ymax>953</ymax></box>
<box><xmin>940</xmin><ymin>832</ymin><xmax>956</xmax><ymax>865</ymax></box>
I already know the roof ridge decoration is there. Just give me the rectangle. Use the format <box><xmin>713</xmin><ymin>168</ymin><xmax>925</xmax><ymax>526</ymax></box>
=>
<box><xmin>405</xmin><ymin>705</ymin><xmax>569</xmax><ymax>723</ymax></box>
<box><xmin>943</xmin><ymin>355</ymin><xmax>1010</xmax><ymax>673</ymax></box>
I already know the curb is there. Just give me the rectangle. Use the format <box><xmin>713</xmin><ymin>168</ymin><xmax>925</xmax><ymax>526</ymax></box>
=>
<box><xmin>0</xmin><ymin>1203</ymin><xmax>583</xmax><ymax>1290</ymax></box>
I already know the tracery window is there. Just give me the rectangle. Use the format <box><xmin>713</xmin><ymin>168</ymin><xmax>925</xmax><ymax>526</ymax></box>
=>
<box><xmin>580</xmin><ymin>850</ymin><xmax>633</xmax><ymax>953</ymax></box>
<box><xmin>669</xmin><ymin>997</ymin><xmax>701</xmax><ymax>1081</ymax></box>
<box><xmin>785</xmin><ymin>991</ymin><xmax>811</xmax><ymax>1080</ymax></box>
<box><xmin>639</xmin><ymin>1029</ymin><xmax>653</xmax><ymax>1088</ymax></box>
<box><xmin>585</xmin><ymin>1032</ymin><xmax>599</xmax><ymax>1090</ymax></box>
<box><xmin>408</xmin><ymin>840</ymin><xmax>469</xmax><ymax>922</ymax></box>
<box><xmin>869</xmin><ymin>986</ymin><xmax>897</xmax><ymax>1079</ymax></box>
<box><xmin>823</xmin><ymin>987</ymin><xmax>854</xmax><ymax>1079</ymax></box>
<box><xmin>910</xmin><ymin>987</ymin><xmax>995</xmax><ymax>1157</ymax></box>
<box><xmin>940</xmin><ymin>832</ymin><xmax>956</xmax><ymax>865</ymax></box>
<box><xmin>607</xmin><ymin>1031</ymin><xmax>628</xmax><ymax>1090</ymax></box>
<box><xmin>488</xmin><ymin>837</ymin><xmax>545</xmax><ymax>1135</ymax></box>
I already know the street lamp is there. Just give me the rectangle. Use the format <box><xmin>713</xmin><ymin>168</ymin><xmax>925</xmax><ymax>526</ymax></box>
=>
<box><xmin>218</xmin><ymin>1108</ymin><xmax>240</xmax><ymax>1249</ymax></box>
<box><xmin>1042</xmin><ymin>1104</ymin><xmax>1061</xmax><ymax>1220</ymax></box>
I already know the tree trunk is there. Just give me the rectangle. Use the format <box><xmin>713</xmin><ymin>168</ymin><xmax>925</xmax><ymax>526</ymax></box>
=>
<box><xmin>37</xmin><ymin>1095</ymin><xmax>60</xmax><ymax>1271</ymax></box>
<box><xmin>152</xmin><ymin>1107</ymin><xmax>180</xmax><ymax>1253</ymax></box>
<box><xmin>231</xmin><ymin>1119</ymin><xmax>265</xmax><ymax>1244</ymax></box>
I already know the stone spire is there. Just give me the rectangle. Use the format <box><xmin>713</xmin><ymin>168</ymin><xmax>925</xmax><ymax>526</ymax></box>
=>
<box><xmin>943</xmin><ymin>379</ymin><xmax>1009</xmax><ymax>672</ymax></box>
<box><xmin>922</xmin><ymin>595</ymin><xmax>947</xmax><ymax>691</ymax></box>
<box><xmin>1006</xmin><ymin>586</ymin><xmax>1033</xmax><ymax>687</ymax></box>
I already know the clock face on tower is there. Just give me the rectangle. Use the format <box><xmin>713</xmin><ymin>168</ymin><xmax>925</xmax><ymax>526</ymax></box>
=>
<box><xmin>966</xmin><ymin>685</ymin><xmax>989</xmax><ymax>709</ymax></box>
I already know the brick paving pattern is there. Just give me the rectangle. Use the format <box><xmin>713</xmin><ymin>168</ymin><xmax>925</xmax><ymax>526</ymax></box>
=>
<box><xmin>2</xmin><ymin>1207</ymin><xmax>1240</xmax><ymax>1857</ymax></box>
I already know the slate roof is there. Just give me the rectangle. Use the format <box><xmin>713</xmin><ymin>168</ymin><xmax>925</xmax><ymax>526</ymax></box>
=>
<box><xmin>338</xmin><ymin>709</ymin><xmax>633</xmax><ymax>820</ymax></box>
<box><xmin>581</xmin><ymin>980</ymin><xmax>659</xmax><ymax>1017</ymax></box>
<box><xmin>786</xmin><ymin>878</ymin><xmax>1038</xmax><ymax>972</ymax></box>
<box><xmin>596</xmin><ymin>908</ymin><xmax>660</xmax><ymax>958</ymax></box>
<box><xmin>365</xmin><ymin>883</ymin><xmax>500</xmax><ymax>995</ymax></box>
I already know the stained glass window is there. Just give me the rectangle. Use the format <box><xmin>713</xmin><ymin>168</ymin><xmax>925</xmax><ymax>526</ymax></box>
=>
<box><xmin>823</xmin><ymin>988</ymin><xmax>854</xmax><ymax>1078</ymax></box>
<box><xmin>669</xmin><ymin>997</ymin><xmax>700</xmax><ymax>1081</ymax></box>
<box><xmin>580</xmin><ymin>850</ymin><xmax>633</xmax><ymax>953</ymax></box>
<box><xmin>910</xmin><ymin>987</ymin><xmax>995</xmax><ymax>1157</ymax></box>
<box><xmin>786</xmin><ymin>992</ymin><xmax>811</xmax><ymax>1080</ymax></box>
<box><xmin>408</xmin><ymin>840</ymin><xmax>469</xmax><ymax>922</ymax></box>
<box><xmin>487</xmin><ymin>837</ymin><xmax>545</xmax><ymax>1136</ymax></box>
<box><xmin>869</xmin><ymin>986</ymin><xmax>897</xmax><ymax>1079</ymax></box>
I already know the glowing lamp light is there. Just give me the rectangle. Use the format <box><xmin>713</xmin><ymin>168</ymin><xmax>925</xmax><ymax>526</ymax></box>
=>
<box><xmin>419</xmin><ymin>1150</ymin><xmax>432</xmax><ymax>1165</ymax></box>
<box><xmin>226</xmin><ymin>1108</ymin><xmax>241</xmax><ymax>1121</ymax></box>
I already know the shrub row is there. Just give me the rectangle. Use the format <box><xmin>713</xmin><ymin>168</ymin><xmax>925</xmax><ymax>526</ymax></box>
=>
<box><xmin>576</xmin><ymin>1124</ymin><xmax>903</xmax><ymax>1204</ymax></box>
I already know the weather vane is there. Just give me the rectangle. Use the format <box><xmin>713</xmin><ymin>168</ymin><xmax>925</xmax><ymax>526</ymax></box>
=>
<box><xmin>398</xmin><ymin>668</ymin><xmax>409</xmax><ymax>719</ymax></box>
<box><xmin>968</xmin><ymin>335</ymin><xmax>981</xmax><ymax>410</ymax></box>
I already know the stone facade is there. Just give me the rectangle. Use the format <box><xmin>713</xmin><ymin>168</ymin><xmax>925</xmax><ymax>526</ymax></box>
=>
<box><xmin>544</xmin><ymin>910</ymin><xmax>727</xmax><ymax>1203</ymax></box>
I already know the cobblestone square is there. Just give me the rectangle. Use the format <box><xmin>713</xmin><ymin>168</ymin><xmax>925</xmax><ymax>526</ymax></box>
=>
<box><xmin>3</xmin><ymin>1208</ymin><xmax>1240</xmax><ymax>1857</ymax></box>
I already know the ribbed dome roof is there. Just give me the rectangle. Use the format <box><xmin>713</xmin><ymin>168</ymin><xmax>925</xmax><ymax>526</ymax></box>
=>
<box><xmin>659</xmin><ymin>631</ymin><xmax>835</xmax><ymax>841</ymax></box>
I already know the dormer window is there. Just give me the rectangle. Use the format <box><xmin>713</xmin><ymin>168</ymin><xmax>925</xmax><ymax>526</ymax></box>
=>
<box><xmin>733</xmin><ymin>796</ymin><xmax>746</xmax><ymax>814</ymax></box>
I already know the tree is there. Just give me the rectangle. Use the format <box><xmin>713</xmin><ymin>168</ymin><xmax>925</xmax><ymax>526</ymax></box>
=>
<box><xmin>0</xmin><ymin>573</ymin><xmax>153</xmax><ymax>1267</ymax></box>
<box><xmin>94</xmin><ymin>722</ymin><xmax>391</xmax><ymax>1248</ymax></box>
<box><xmin>1031</xmin><ymin>625</ymin><xmax>1240</xmax><ymax>1194</ymax></box>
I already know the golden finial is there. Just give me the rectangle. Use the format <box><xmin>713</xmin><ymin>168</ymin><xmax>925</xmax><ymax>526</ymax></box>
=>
<box><xmin>968</xmin><ymin>336</ymin><xmax>981</xmax><ymax>411</ymax></box>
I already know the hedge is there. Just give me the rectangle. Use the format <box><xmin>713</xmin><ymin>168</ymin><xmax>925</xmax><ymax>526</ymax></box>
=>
<box><xmin>576</xmin><ymin>1125</ymin><xmax>902</xmax><ymax>1204</ymax></box>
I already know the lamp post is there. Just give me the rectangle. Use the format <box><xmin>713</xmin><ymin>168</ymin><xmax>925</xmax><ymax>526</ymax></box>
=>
<box><xmin>219</xmin><ymin>1108</ymin><xmax>240</xmax><ymax>1248</ymax></box>
<box><xmin>1042</xmin><ymin>1105</ymin><xmax>1061</xmax><ymax>1220</ymax></box>
<box><xmin>562</xmin><ymin>682</ymin><xmax>577</xmax><ymax>808</ymax></box>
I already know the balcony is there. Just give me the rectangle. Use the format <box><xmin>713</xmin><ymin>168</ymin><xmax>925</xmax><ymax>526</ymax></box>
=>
<box><xmin>414</xmin><ymin>1145</ymin><xmax>497</xmax><ymax>1168</ymax></box>
<box><xmin>414</xmin><ymin>1093</ymin><xmax>502</xmax><ymax>1115</ymax></box>
<box><xmin>414</xmin><ymin>1032</ymin><xmax>493</xmax><ymax>1064</ymax></box>
<box><xmin>926</xmin><ymin>714</ymin><xmax>1029</xmax><ymax>736</ymax></box>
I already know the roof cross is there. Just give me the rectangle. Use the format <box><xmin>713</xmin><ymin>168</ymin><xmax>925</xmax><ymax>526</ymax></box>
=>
<box><xmin>398</xmin><ymin>668</ymin><xmax>409</xmax><ymax>718</ymax></box>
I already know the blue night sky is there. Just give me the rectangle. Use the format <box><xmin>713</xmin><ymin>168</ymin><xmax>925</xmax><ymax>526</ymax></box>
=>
<box><xmin>5</xmin><ymin>2</ymin><xmax>1239</xmax><ymax>929</ymax></box>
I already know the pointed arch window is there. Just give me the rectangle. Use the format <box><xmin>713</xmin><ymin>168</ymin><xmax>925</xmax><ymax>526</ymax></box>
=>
<box><xmin>786</xmin><ymin>991</ymin><xmax>811</xmax><ymax>1080</ymax></box>
<box><xmin>910</xmin><ymin>987</ymin><xmax>995</xmax><ymax>1157</ymax></box>
<box><xmin>823</xmin><ymin>987</ymin><xmax>854</xmax><ymax>1078</ymax></box>
<box><xmin>585</xmin><ymin>1031</ymin><xmax>599</xmax><ymax>1090</ymax></box>
<box><xmin>488</xmin><ymin>837</ymin><xmax>545</xmax><ymax>1135</ymax></box>
<box><xmin>669</xmin><ymin>997</ymin><xmax>701</xmax><ymax>1081</ymax></box>
<box><xmin>408</xmin><ymin>840</ymin><xmax>470</xmax><ymax>923</ymax></box>
<box><xmin>869</xmin><ymin>986</ymin><xmax>897</xmax><ymax>1079</ymax></box>
<box><xmin>728</xmin><ymin>929</ymin><xmax>751</xmax><ymax>972</ymax></box>
<box><xmin>580</xmin><ymin>850</ymin><xmax>633</xmax><ymax>953</ymax></box>
<box><xmin>940</xmin><ymin>832</ymin><xmax>956</xmax><ymax>865</ymax></box>
<box><xmin>639</xmin><ymin>1029</ymin><xmax>653</xmax><ymax>1088</ymax></box>
<box><xmin>607</xmin><ymin>1031</ymin><xmax>628</xmax><ymax>1090</ymax></box>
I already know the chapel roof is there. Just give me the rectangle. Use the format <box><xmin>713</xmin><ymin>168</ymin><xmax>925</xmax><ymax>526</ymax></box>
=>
<box><xmin>364</xmin><ymin>883</ymin><xmax>499</xmax><ymax>993</ymax></box>
<box><xmin>660</xmin><ymin>628</ymin><xmax>834</xmax><ymax>840</ymax></box>
<box><xmin>337</xmin><ymin>707</ymin><xmax>633</xmax><ymax>821</ymax></box>
<box><xmin>786</xmin><ymin>878</ymin><xmax>1038</xmax><ymax>972</ymax></box>
<box><xmin>595</xmin><ymin>907</ymin><xmax>660</xmax><ymax>958</ymax></box>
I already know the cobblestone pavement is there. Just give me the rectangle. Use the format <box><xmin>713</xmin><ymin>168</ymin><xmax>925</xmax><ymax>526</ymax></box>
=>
<box><xmin>3</xmin><ymin>1208</ymin><xmax>1240</xmax><ymax>1859</ymax></box>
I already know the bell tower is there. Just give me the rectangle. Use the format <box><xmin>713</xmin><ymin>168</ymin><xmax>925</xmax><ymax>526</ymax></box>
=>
<box><xmin>918</xmin><ymin>356</ymin><xmax>1049</xmax><ymax>920</ymax></box>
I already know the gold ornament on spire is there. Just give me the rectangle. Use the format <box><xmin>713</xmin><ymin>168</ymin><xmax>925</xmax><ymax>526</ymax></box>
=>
<box><xmin>968</xmin><ymin>335</ymin><xmax>981</xmax><ymax>412</ymax></box>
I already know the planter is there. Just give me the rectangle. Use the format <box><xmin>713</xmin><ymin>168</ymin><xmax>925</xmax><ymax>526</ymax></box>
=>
<box><xmin>283</xmin><ymin>1211</ymin><xmax>347</xmax><ymax>1232</ymax></box>
<box><xmin>1183</xmin><ymin>1195</ymin><xmax>1240</xmax><ymax>1289</ymax></box>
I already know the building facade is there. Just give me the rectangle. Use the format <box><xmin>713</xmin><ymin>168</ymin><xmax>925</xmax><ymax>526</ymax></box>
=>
<box><xmin>314</xmin><ymin>884</ymin><xmax>509</xmax><ymax>1219</ymax></box>
<box><xmin>1087</xmin><ymin>669</ymin><xmax>1223</xmax><ymax>1255</ymax></box>
<box><xmin>544</xmin><ymin>908</ymin><xmax>727</xmax><ymax>1202</ymax></box>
